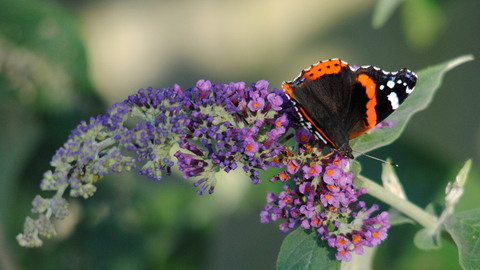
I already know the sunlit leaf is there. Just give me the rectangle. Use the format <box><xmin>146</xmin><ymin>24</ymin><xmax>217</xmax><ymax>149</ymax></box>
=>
<box><xmin>444</xmin><ymin>209</ymin><xmax>480</xmax><ymax>270</ymax></box>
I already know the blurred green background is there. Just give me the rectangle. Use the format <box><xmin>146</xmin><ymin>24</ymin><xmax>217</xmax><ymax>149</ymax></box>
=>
<box><xmin>1</xmin><ymin>0</ymin><xmax>479</xmax><ymax>269</ymax></box>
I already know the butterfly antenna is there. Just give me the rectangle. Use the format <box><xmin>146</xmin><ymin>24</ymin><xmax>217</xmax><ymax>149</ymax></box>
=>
<box><xmin>352</xmin><ymin>150</ymin><xmax>398</xmax><ymax>167</ymax></box>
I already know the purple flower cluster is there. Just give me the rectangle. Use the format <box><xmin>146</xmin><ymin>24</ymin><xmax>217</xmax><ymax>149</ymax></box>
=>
<box><xmin>18</xmin><ymin>103</ymin><xmax>136</xmax><ymax>246</ymax></box>
<box><xmin>41</xmin><ymin>102</ymin><xmax>136</xmax><ymax>198</ymax></box>
<box><xmin>259</xmin><ymin>129</ymin><xmax>390</xmax><ymax>262</ymax></box>
<box><xmin>114</xmin><ymin>79</ymin><xmax>290</xmax><ymax>194</ymax></box>
<box><xmin>19</xmin><ymin>78</ymin><xmax>390</xmax><ymax>261</ymax></box>
<box><xmin>173</xmin><ymin>80</ymin><xmax>288</xmax><ymax>194</ymax></box>
<box><xmin>117</xmin><ymin>80</ymin><xmax>289</xmax><ymax>195</ymax></box>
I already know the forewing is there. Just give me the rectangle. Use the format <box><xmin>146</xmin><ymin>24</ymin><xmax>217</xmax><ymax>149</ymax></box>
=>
<box><xmin>346</xmin><ymin>66</ymin><xmax>417</xmax><ymax>140</ymax></box>
<box><xmin>282</xmin><ymin>59</ymin><xmax>355</xmax><ymax>148</ymax></box>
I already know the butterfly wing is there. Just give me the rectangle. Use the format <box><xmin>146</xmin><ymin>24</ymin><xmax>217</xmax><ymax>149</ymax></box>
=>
<box><xmin>282</xmin><ymin>59</ymin><xmax>355</xmax><ymax>150</ymax></box>
<box><xmin>345</xmin><ymin>66</ymin><xmax>418</xmax><ymax>140</ymax></box>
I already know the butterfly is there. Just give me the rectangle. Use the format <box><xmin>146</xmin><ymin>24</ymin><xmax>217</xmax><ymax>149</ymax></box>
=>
<box><xmin>282</xmin><ymin>59</ymin><xmax>417</xmax><ymax>159</ymax></box>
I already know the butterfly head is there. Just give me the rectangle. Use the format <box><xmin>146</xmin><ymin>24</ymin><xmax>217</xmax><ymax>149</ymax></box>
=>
<box><xmin>337</xmin><ymin>143</ymin><xmax>354</xmax><ymax>159</ymax></box>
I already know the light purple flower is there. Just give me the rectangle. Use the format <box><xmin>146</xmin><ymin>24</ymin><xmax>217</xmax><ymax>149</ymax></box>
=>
<box><xmin>267</xmin><ymin>93</ymin><xmax>283</xmax><ymax>111</ymax></box>
<box><xmin>302</xmin><ymin>163</ymin><xmax>322</xmax><ymax>179</ymax></box>
<box><xmin>294</xmin><ymin>128</ymin><xmax>313</xmax><ymax>144</ymax></box>
<box><xmin>323</xmin><ymin>165</ymin><xmax>342</xmax><ymax>184</ymax></box>
<box><xmin>247</xmin><ymin>97</ymin><xmax>265</xmax><ymax>112</ymax></box>
<box><xmin>287</xmin><ymin>159</ymin><xmax>300</xmax><ymax>174</ymax></box>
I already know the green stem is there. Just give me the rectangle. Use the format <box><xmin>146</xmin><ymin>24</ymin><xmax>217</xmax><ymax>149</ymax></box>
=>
<box><xmin>356</xmin><ymin>174</ymin><xmax>437</xmax><ymax>230</ymax></box>
<box><xmin>95</xmin><ymin>136</ymin><xmax>117</xmax><ymax>150</ymax></box>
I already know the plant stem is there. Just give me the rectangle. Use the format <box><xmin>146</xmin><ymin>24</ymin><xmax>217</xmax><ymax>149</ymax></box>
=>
<box><xmin>356</xmin><ymin>174</ymin><xmax>437</xmax><ymax>230</ymax></box>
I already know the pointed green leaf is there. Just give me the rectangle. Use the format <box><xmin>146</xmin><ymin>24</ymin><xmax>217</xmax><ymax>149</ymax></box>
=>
<box><xmin>440</xmin><ymin>159</ymin><xmax>471</xmax><ymax>222</ymax></box>
<box><xmin>454</xmin><ymin>159</ymin><xmax>472</xmax><ymax>188</ymax></box>
<box><xmin>277</xmin><ymin>227</ymin><xmax>340</xmax><ymax>270</ymax></box>
<box><xmin>444</xmin><ymin>209</ymin><xmax>480</xmax><ymax>270</ymax></box>
<box><xmin>372</xmin><ymin>0</ymin><xmax>406</xmax><ymax>29</ymax></box>
<box><xmin>381</xmin><ymin>158</ymin><xmax>407</xmax><ymax>199</ymax></box>
<box><xmin>350</xmin><ymin>55</ymin><xmax>474</xmax><ymax>154</ymax></box>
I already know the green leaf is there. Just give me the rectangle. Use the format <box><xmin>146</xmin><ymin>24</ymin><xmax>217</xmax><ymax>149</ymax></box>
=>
<box><xmin>454</xmin><ymin>159</ymin><xmax>472</xmax><ymax>188</ymax></box>
<box><xmin>414</xmin><ymin>227</ymin><xmax>441</xmax><ymax>250</ymax></box>
<box><xmin>277</xmin><ymin>227</ymin><xmax>340</xmax><ymax>270</ymax></box>
<box><xmin>440</xmin><ymin>160</ymin><xmax>471</xmax><ymax>221</ymax></box>
<box><xmin>381</xmin><ymin>158</ymin><xmax>407</xmax><ymax>199</ymax></box>
<box><xmin>348</xmin><ymin>160</ymin><xmax>362</xmax><ymax>176</ymax></box>
<box><xmin>372</xmin><ymin>0</ymin><xmax>406</xmax><ymax>29</ymax></box>
<box><xmin>350</xmin><ymin>55</ymin><xmax>474</xmax><ymax>154</ymax></box>
<box><xmin>444</xmin><ymin>209</ymin><xmax>480</xmax><ymax>270</ymax></box>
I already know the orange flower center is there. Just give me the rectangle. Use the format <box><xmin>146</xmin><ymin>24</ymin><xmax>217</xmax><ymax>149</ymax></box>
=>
<box><xmin>352</xmin><ymin>235</ymin><xmax>361</xmax><ymax>243</ymax></box>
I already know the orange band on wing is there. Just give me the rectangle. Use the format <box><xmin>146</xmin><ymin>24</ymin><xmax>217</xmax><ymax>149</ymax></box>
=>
<box><xmin>301</xmin><ymin>59</ymin><xmax>348</xmax><ymax>82</ymax></box>
<box><xmin>282</xmin><ymin>82</ymin><xmax>294</xmax><ymax>98</ymax></box>
<box><xmin>356</xmin><ymin>74</ymin><xmax>377</xmax><ymax>128</ymax></box>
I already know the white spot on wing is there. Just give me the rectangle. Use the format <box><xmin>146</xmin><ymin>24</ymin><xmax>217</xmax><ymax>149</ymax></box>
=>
<box><xmin>380</xmin><ymin>85</ymin><xmax>385</xmax><ymax>90</ymax></box>
<box><xmin>387</xmin><ymin>80</ymin><xmax>395</xmax><ymax>89</ymax></box>
<box><xmin>387</xmin><ymin>92</ymin><xmax>399</xmax><ymax>110</ymax></box>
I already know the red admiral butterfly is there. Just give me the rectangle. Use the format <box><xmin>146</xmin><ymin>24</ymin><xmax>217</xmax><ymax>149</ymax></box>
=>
<box><xmin>282</xmin><ymin>59</ymin><xmax>417</xmax><ymax>159</ymax></box>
